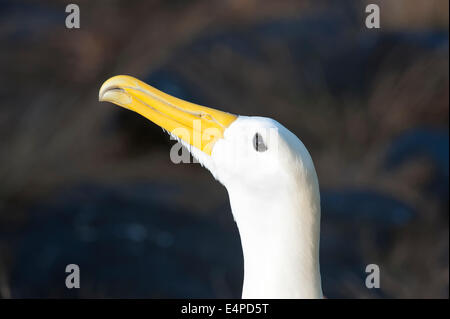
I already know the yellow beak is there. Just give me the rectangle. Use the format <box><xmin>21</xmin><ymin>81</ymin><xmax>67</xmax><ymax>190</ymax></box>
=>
<box><xmin>99</xmin><ymin>75</ymin><xmax>237</xmax><ymax>155</ymax></box>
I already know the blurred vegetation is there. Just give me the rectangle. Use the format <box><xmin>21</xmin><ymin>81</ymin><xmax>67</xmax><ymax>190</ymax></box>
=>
<box><xmin>0</xmin><ymin>0</ymin><xmax>448</xmax><ymax>298</ymax></box>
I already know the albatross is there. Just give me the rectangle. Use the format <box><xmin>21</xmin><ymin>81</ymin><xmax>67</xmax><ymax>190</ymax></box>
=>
<box><xmin>99</xmin><ymin>75</ymin><xmax>323</xmax><ymax>299</ymax></box>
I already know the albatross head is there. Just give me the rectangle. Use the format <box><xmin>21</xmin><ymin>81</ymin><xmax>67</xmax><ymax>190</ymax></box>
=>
<box><xmin>100</xmin><ymin>75</ymin><xmax>323</xmax><ymax>299</ymax></box>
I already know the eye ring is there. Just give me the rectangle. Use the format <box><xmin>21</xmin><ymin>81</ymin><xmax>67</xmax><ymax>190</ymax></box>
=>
<box><xmin>253</xmin><ymin>133</ymin><xmax>268</xmax><ymax>152</ymax></box>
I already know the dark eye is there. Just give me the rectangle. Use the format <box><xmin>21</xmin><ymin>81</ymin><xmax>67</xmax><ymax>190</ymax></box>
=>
<box><xmin>253</xmin><ymin>133</ymin><xmax>267</xmax><ymax>152</ymax></box>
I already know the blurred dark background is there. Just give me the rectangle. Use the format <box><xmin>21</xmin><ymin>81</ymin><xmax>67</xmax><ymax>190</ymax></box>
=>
<box><xmin>0</xmin><ymin>0</ymin><xmax>448</xmax><ymax>298</ymax></box>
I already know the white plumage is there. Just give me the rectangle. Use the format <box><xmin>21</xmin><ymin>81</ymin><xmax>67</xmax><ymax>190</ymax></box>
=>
<box><xmin>181</xmin><ymin>116</ymin><xmax>323</xmax><ymax>298</ymax></box>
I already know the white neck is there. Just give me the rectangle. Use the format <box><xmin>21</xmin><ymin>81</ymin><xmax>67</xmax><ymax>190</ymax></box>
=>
<box><xmin>228</xmin><ymin>183</ymin><xmax>323</xmax><ymax>299</ymax></box>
